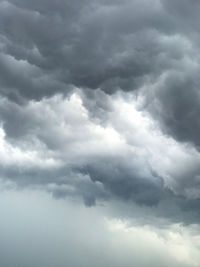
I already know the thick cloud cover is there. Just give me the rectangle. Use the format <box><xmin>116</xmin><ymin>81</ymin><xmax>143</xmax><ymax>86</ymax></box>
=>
<box><xmin>1</xmin><ymin>0</ymin><xmax>200</xmax><ymax>265</ymax></box>
<box><xmin>0</xmin><ymin>0</ymin><xmax>194</xmax><ymax>100</ymax></box>
<box><xmin>0</xmin><ymin>0</ymin><xmax>200</xmax><ymax>252</ymax></box>
<box><xmin>0</xmin><ymin>0</ymin><xmax>199</xmax><ymax>149</ymax></box>
<box><xmin>0</xmin><ymin>90</ymin><xmax>200</xmax><ymax>225</ymax></box>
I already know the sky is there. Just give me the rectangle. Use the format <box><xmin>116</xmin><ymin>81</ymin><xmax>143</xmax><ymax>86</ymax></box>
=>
<box><xmin>0</xmin><ymin>0</ymin><xmax>200</xmax><ymax>266</ymax></box>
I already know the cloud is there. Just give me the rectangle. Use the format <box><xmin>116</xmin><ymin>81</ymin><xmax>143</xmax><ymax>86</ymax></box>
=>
<box><xmin>0</xmin><ymin>0</ymin><xmax>199</xmax><ymax>225</ymax></box>
<box><xmin>0</xmin><ymin>0</ymin><xmax>193</xmax><ymax>101</ymax></box>
<box><xmin>0</xmin><ymin>0</ymin><xmax>199</xmax><ymax>152</ymax></box>
<box><xmin>0</xmin><ymin>90</ymin><xmax>200</xmax><ymax>224</ymax></box>
<box><xmin>1</xmin><ymin>0</ymin><xmax>200</xmax><ymax>265</ymax></box>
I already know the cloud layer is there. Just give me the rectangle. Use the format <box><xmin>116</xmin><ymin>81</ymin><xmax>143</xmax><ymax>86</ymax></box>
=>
<box><xmin>0</xmin><ymin>90</ymin><xmax>200</xmax><ymax>225</ymax></box>
<box><xmin>0</xmin><ymin>0</ymin><xmax>200</xmax><ymax>227</ymax></box>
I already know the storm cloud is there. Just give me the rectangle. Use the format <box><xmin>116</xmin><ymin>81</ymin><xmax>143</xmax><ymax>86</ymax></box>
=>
<box><xmin>1</xmin><ymin>0</ymin><xmax>200</xmax><ymax>266</ymax></box>
<box><xmin>0</xmin><ymin>0</ymin><xmax>194</xmax><ymax>100</ymax></box>
<box><xmin>0</xmin><ymin>0</ymin><xmax>199</xmax><ymax>147</ymax></box>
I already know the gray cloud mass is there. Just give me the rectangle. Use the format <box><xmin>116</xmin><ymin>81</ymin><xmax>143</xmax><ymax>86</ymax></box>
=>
<box><xmin>0</xmin><ymin>0</ymin><xmax>200</xmax><ymax>227</ymax></box>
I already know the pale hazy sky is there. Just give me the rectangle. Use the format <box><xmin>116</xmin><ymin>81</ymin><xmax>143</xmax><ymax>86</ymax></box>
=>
<box><xmin>0</xmin><ymin>0</ymin><xmax>200</xmax><ymax>266</ymax></box>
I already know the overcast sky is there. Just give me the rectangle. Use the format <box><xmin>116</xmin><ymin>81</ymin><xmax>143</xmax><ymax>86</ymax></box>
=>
<box><xmin>1</xmin><ymin>0</ymin><xmax>200</xmax><ymax>266</ymax></box>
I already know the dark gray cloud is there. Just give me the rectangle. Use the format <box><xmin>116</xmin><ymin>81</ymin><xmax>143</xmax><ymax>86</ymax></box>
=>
<box><xmin>0</xmin><ymin>0</ymin><xmax>189</xmax><ymax>101</ymax></box>
<box><xmin>78</xmin><ymin>158</ymin><xmax>163</xmax><ymax>206</ymax></box>
<box><xmin>0</xmin><ymin>0</ymin><xmax>199</xmax><ymax>152</ymax></box>
<box><xmin>143</xmin><ymin>62</ymin><xmax>200</xmax><ymax>150</ymax></box>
